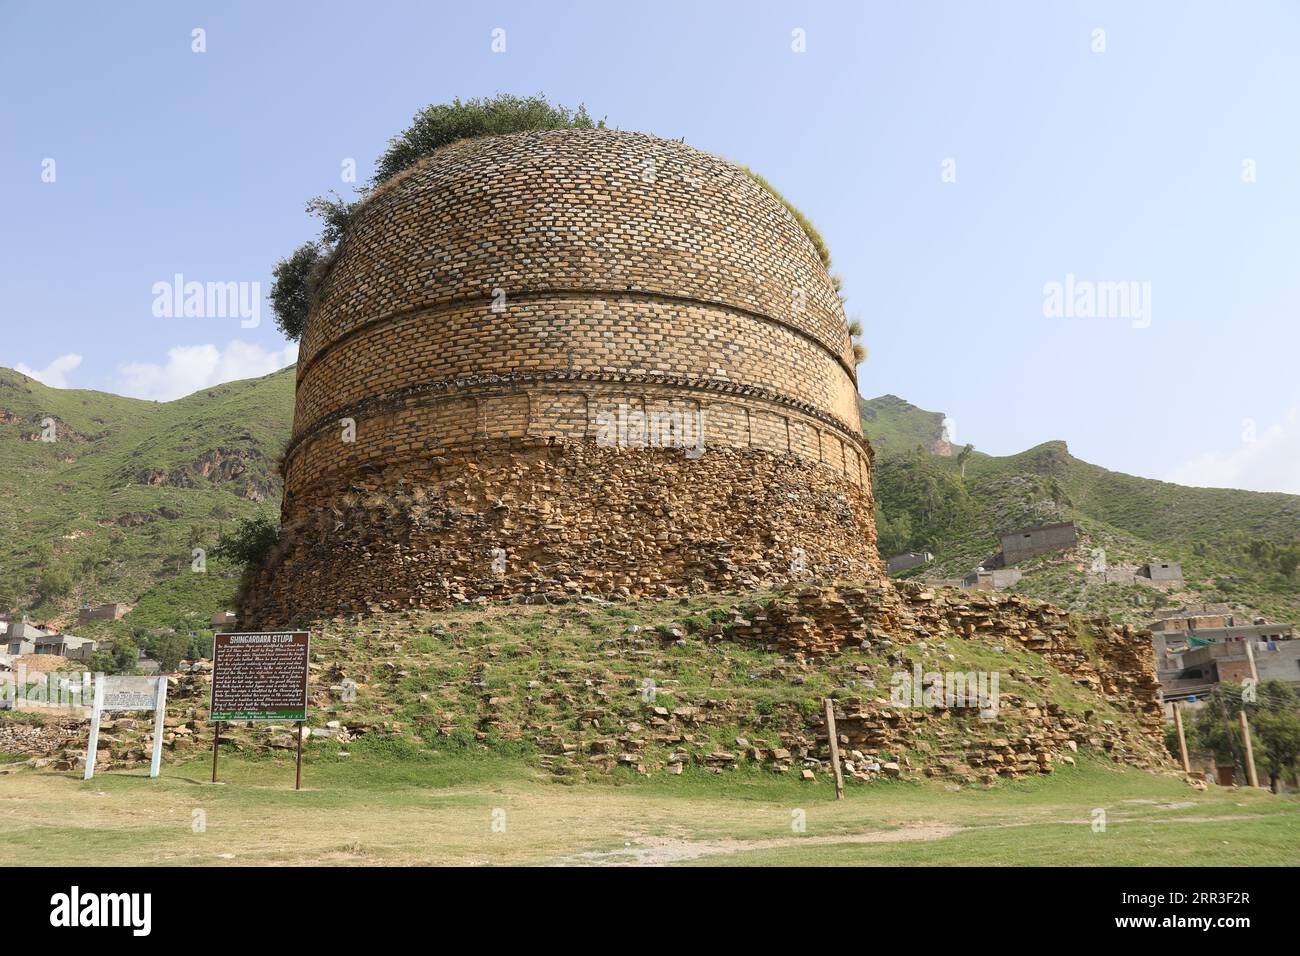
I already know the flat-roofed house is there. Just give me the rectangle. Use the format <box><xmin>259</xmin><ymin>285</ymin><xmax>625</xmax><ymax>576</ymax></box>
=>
<box><xmin>999</xmin><ymin>522</ymin><xmax>1077</xmax><ymax>565</ymax></box>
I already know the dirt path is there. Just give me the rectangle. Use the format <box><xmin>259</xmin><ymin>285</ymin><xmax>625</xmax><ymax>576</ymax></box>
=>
<box><xmin>551</xmin><ymin>808</ymin><xmax>1281</xmax><ymax>866</ymax></box>
<box><xmin>555</xmin><ymin>822</ymin><xmax>962</xmax><ymax>866</ymax></box>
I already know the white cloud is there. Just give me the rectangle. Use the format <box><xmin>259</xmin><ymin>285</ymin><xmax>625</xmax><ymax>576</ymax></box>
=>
<box><xmin>14</xmin><ymin>353</ymin><xmax>83</xmax><ymax>388</ymax></box>
<box><xmin>1164</xmin><ymin>409</ymin><xmax>1300</xmax><ymax>495</ymax></box>
<box><xmin>116</xmin><ymin>340</ymin><xmax>297</xmax><ymax>402</ymax></box>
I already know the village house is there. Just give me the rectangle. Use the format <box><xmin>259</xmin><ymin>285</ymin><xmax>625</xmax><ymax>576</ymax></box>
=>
<box><xmin>962</xmin><ymin>568</ymin><xmax>1024</xmax><ymax>591</ymax></box>
<box><xmin>4</xmin><ymin>617</ymin><xmax>52</xmax><ymax>654</ymax></box>
<box><xmin>1139</xmin><ymin>560</ymin><xmax>1183</xmax><ymax>584</ymax></box>
<box><xmin>998</xmin><ymin>522</ymin><xmax>1078</xmax><ymax>565</ymax></box>
<box><xmin>77</xmin><ymin>602</ymin><xmax>131</xmax><ymax>624</ymax></box>
<box><xmin>885</xmin><ymin>551</ymin><xmax>933</xmax><ymax>575</ymax></box>
<box><xmin>1150</xmin><ymin>611</ymin><xmax>1298</xmax><ymax>700</ymax></box>
<box><xmin>32</xmin><ymin>633</ymin><xmax>98</xmax><ymax>662</ymax></box>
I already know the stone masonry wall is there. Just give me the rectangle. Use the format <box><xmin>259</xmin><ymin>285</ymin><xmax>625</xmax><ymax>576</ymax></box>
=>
<box><xmin>246</xmin><ymin>439</ymin><xmax>880</xmax><ymax>628</ymax></box>
<box><xmin>707</xmin><ymin>581</ymin><xmax>1170</xmax><ymax>779</ymax></box>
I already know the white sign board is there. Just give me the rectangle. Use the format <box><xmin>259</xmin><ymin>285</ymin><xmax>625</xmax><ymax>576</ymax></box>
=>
<box><xmin>85</xmin><ymin>675</ymin><xmax>168</xmax><ymax>780</ymax></box>
<box><xmin>102</xmin><ymin>676</ymin><xmax>162</xmax><ymax>711</ymax></box>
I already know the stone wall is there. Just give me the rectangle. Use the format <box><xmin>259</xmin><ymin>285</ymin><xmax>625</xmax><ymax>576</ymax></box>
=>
<box><xmin>245</xmin><ymin>439</ymin><xmax>880</xmax><ymax>628</ymax></box>
<box><xmin>708</xmin><ymin>581</ymin><xmax>1170</xmax><ymax>779</ymax></box>
<box><xmin>18</xmin><ymin>583</ymin><xmax>1173</xmax><ymax>786</ymax></box>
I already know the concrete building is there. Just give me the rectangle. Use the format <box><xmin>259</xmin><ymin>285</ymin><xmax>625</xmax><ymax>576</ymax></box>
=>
<box><xmin>4</xmin><ymin>638</ymin><xmax>34</xmax><ymax>656</ymax></box>
<box><xmin>77</xmin><ymin>603</ymin><xmax>130</xmax><ymax>624</ymax></box>
<box><xmin>1151</xmin><ymin>614</ymin><xmax>1297</xmax><ymax>699</ymax></box>
<box><xmin>32</xmin><ymin>634</ymin><xmax>97</xmax><ymax>662</ymax></box>
<box><xmin>885</xmin><ymin>551</ymin><xmax>932</xmax><ymax>575</ymax></box>
<box><xmin>6</xmin><ymin>618</ymin><xmax>52</xmax><ymax>648</ymax></box>
<box><xmin>1140</xmin><ymin>561</ymin><xmax>1183</xmax><ymax>584</ymax></box>
<box><xmin>962</xmin><ymin>568</ymin><xmax>1024</xmax><ymax>591</ymax></box>
<box><xmin>1173</xmin><ymin>641</ymin><xmax>1300</xmax><ymax>690</ymax></box>
<box><xmin>1000</xmin><ymin>522</ymin><xmax>1077</xmax><ymax>565</ymax></box>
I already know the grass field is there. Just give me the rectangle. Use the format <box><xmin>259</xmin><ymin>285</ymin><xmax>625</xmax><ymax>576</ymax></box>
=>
<box><xmin>3</xmin><ymin>752</ymin><xmax>1297</xmax><ymax>866</ymax></box>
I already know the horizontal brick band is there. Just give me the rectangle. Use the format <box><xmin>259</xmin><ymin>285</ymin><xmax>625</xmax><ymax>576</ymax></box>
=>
<box><xmin>295</xmin><ymin>286</ymin><xmax>860</xmax><ymax>394</ymax></box>
<box><xmin>282</xmin><ymin>376</ymin><xmax>872</xmax><ymax>504</ymax></box>
<box><xmin>292</xmin><ymin>292</ymin><xmax>862</xmax><ymax>451</ymax></box>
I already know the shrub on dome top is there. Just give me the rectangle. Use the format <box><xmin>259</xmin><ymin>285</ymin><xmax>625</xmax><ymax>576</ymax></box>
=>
<box><xmin>372</xmin><ymin>94</ymin><xmax>605</xmax><ymax>186</ymax></box>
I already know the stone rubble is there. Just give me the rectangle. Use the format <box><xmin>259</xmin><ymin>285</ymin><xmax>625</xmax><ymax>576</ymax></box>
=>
<box><xmin>3</xmin><ymin>581</ymin><xmax>1172</xmax><ymax>786</ymax></box>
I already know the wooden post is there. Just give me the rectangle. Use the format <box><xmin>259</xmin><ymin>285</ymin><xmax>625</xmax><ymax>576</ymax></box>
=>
<box><xmin>295</xmin><ymin>720</ymin><xmax>304</xmax><ymax>791</ymax></box>
<box><xmin>1172</xmin><ymin>701</ymin><xmax>1191</xmax><ymax>773</ymax></box>
<box><xmin>210</xmin><ymin>719</ymin><xmax>221</xmax><ymax>783</ymax></box>
<box><xmin>823</xmin><ymin>698</ymin><xmax>844</xmax><ymax>800</ymax></box>
<box><xmin>1239</xmin><ymin>710</ymin><xmax>1260</xmax><ymax>788</ymax></box>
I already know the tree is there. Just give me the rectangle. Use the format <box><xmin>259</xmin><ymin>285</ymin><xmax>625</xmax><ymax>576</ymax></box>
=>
<box><xmin>1191</xmin><ymin>688</ymin><xmax>1242</xmax><ymax>769</ymax></box>
<box><xmin>1277</xmin><ymin>544</ymin><xmax>1300</xmax><ymax>579</ymax></box>
<box><xmin>270</xmin><ymin>95</ymin><xmax>609</xmax><ymax>342</ymax></box>
<box><xmin>153</xmin><ymin>631</ymin><xmax>190</xmax><ymax>673</ymax></box>
<box><xmin>37</xmin><ymin>565</ymin><xmax>72</xmax><ymax>603</ymax></box>
<box><xmin>269</xmin><ymin>242</ymin><xmax>322</xmax><ymax>341</ymax></box>
<box><xmin>956</xmin><ymin>443</ymin><xmax>974</xmax><ymax>480</ymax></box>
<box><xmin>875</xmin><ymin>509</ymin><xmax>914</xmax><ymax>557</ymax></box>
<box><xmin>89</xmin><ymin>638</ymin><xmax>139</xmax><ymax>676</ymax></box>
<box><xmin>211</xmin><ymin>512</ymin><xmax>280</xmax><ymax>568</ymax></box>
<box><xmin>1194</xmin><ymin>682</ymin><xmax>1300</xmax><ymax>792</ymax></box>
<box><xmin>1248</xmin><ymin>681</ymin><xmax>1300</xmax><ymax>792</ymax></box>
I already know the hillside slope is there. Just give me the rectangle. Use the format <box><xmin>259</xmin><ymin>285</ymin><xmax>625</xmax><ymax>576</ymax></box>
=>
<box><xmin>0</xmin><ymin>366</ymin><xmax>294</xmax><ymax>638</ymax></box>
<box><xmin>861</xmin><ymin>396</ymin><xmax>1300</xmax><ymax>625</ymax></box>
<box><xmin>2</xmin><ymin>372</ymin><xmax>1294</xmax><ymax>654</ymax></box>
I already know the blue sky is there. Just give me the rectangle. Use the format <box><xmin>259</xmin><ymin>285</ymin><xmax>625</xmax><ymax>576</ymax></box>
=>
<box><xmin>2</xmin><ymin>1</ymin><xmax>1297</xmax><ymax>493</ymax></box>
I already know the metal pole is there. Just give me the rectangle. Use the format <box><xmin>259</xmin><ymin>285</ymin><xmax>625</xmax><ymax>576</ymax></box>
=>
<box><xmin>211</xmin><ymin>719</ymin><xmax>221</xmax><ymax>783</ymax></box>
<box><xmin>1172</xmin><ymin>700</ymin><xmax>1191</xmax><ymax>773</ymax></box>
<box><xmin>295</xmin><ymin>720</ymin><xmax>304</xmax><ymax>791</ymax></box>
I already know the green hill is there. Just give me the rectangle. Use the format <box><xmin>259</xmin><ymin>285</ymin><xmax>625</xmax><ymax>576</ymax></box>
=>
<box><xmin>2</xmin><ymin>370</ymin><xmax>1295</xmax><ymax>657</ymax></box>
<box><xmin>861</xmin><ymin>395</ymin><xmax>1300</xmax><ymax>625</ymax></box>
<box><xmin>858</xmin><ymin>394</ymin><xmax>952</xmax><ymax>456</ymax></box>
<box><xmin>0</xmin><ymin>366</ymin><xmax>295</xmax><ymax>652</ymax></box>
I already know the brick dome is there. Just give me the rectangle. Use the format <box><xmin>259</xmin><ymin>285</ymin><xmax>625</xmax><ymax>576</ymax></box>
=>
<box><xmin>248</xmin><ymin>129</ymin><xmax>880</xmax><ymax>624</ymax></box>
